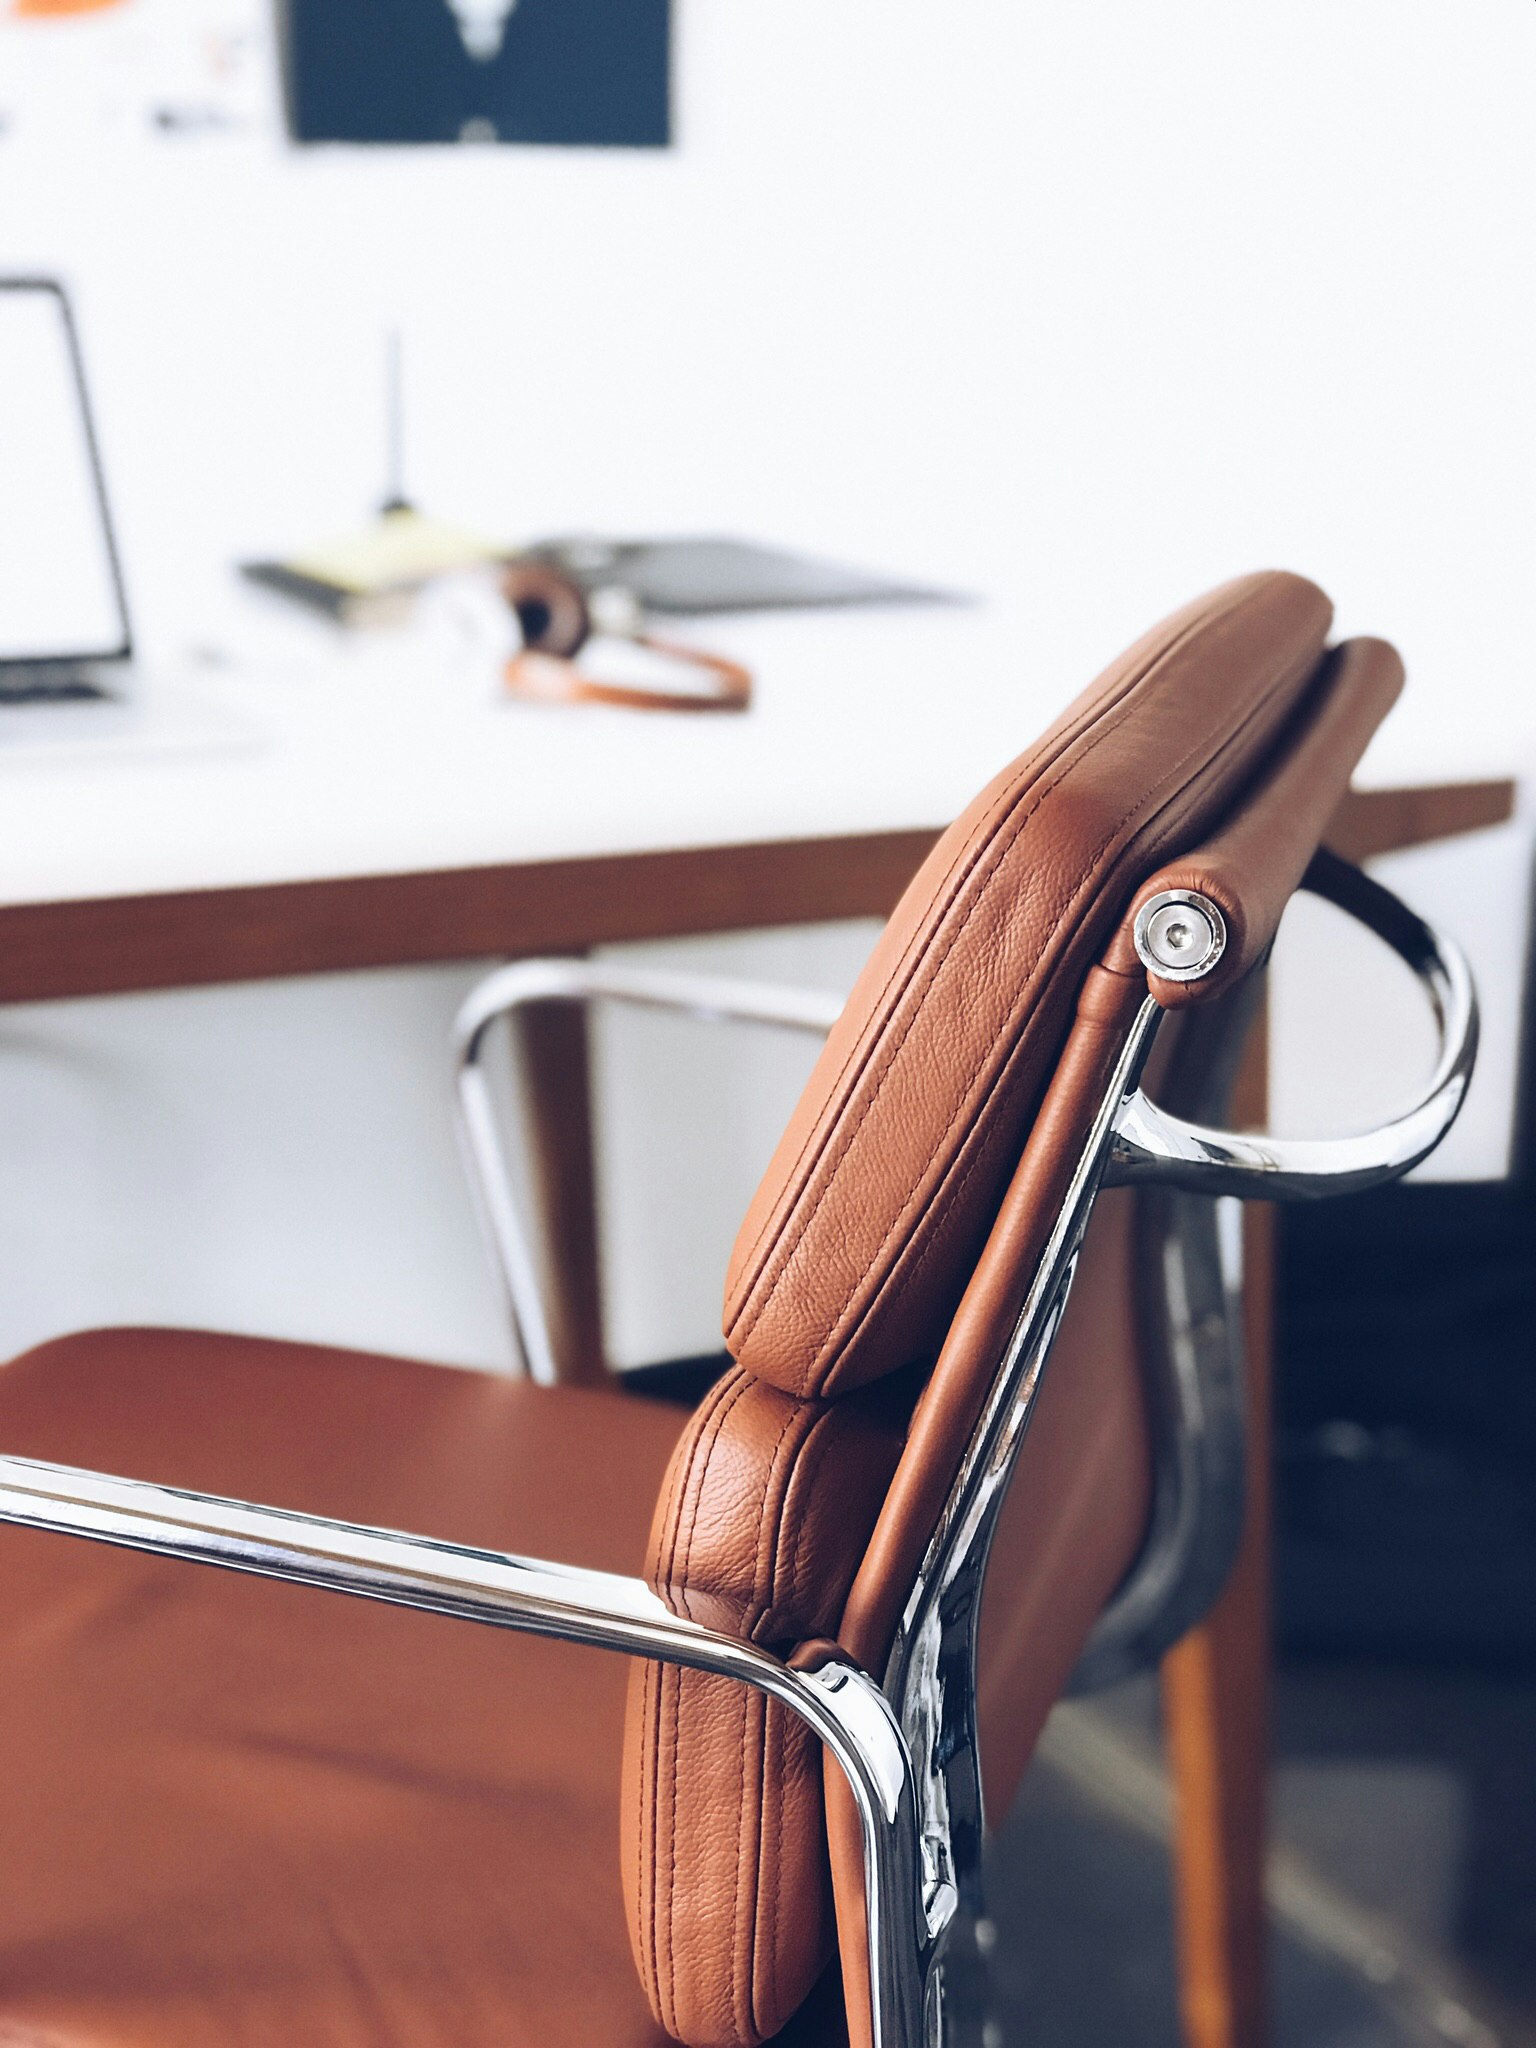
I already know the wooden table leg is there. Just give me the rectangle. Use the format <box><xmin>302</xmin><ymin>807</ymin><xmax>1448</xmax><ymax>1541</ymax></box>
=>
<box><xmin>515</xmin><ymin>991</ymin><xmax>609</xmax><ymax>1388</ymax></box>
<box><xmin>1161</xmin><ymin>1011</ymin><xmax>1275</xmax><ymax>2048</ymax></box>
<box><xmin>1155</xmin><ymin>786</ymin><xmax>1517</xmax><ymax>2048</ymax></box>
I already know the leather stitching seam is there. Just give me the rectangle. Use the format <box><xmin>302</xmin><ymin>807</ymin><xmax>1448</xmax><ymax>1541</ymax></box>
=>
<box><xmin>761</xmin><ymin>1684</ymin><xmax>782</xmax><ymax>2037</ymax></box>
<box><xmin>735</xmin><ymin>1396</ymin><xmax>813</xmax><ymax>2040</ymax></box>
<box><xmin>730</xmin><ymin>1668</ymin><xmax>753</xmax><ymax>2042</ymax></box>
<box><xmin>646</xmin><ymin>1368</ymin><xmax>738</xmax><ymax>2022</ymax></box>
<box><xmin>702</xmin><ymin>1394</ymin><xmax>819</xmax><ymax>2044</ymax></box>
<box><xmin>746</xmin><ymin>1403</ymin><xmax>860</xmax><ymax>2036</ymax></box>
<box><xmin>659</xmin><ymin>1372</ymin><xmax>751</xmax><ymax>2037</ymax></box>
<box><xmin>638</xmin><ymin>1377</ymin><xmax>728</xmax><ymax>2024</ymax></box>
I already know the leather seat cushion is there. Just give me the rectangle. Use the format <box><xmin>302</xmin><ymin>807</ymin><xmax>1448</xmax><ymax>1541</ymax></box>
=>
<box><xmin>0</xmin><ymin>1326</ymin><xmax>797</xmax><ymax>2048</ymax></box>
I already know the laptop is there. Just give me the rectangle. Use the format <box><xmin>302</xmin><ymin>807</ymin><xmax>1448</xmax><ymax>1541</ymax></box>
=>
<box><xmin>0</xmin><ymin>278</ymin><xmax>136</xmax><ymax>705</ymax></box>
<box><xmin>0</xmin><ymin>276</ymin><xmax>254</xmax><ymax>758</ymax></box>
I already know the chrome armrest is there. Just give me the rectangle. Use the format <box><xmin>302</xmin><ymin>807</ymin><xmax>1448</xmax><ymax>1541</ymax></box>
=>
<box><xmin>452</xmin><ymin>957</ymin><xmax>842</xmax><ymax>1383</ymax></box>
<box><xmin>1079</xmin><ymin>856</ymin><xmax>1478</xmax><ymax>1682</ymax></box>
<box><xmin>0</xmin><ymin>1450</ymin><xmax>935</xmax><ymax>2048</ymax></box>
<box><xmin>1105</xmin><ymin>850</ymin><xmax>1479</xmax><ymax>1201</ymax></box>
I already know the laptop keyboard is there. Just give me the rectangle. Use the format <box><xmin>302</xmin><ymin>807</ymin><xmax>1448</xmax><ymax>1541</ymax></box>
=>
<box><xmin>0</xmin><ymin>666</ymin><xmax>112</xmax><ymax>704</ymax></box>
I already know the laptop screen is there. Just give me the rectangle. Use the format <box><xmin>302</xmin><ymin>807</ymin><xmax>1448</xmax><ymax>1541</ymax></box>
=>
<box><xmin>0</xmin><ymin>282</ymin><xmax>130</xmax><ymax>666</ymax></box>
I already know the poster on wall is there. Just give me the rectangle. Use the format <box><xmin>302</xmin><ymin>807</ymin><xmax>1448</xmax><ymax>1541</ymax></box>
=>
<box><xmin>0</xmin><ymin>0</ymin><xmax>277</xmax><ymax>142</ymax></box>
<box><xmin>279</xmin><ymin>0</ymin><xmax>670</xmax><ymax>148</ymax></box>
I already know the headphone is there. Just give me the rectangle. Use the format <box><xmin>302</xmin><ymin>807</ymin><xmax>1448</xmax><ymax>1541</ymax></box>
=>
<box><xmin>501</xmin><ymin>563</ymin><xmax>752</xmax><ymax>714</ymax></box>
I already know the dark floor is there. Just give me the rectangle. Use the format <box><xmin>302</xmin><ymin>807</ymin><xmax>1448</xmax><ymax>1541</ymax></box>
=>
<box><xmin>984</xmin><ymin>1660</ymin><xmax>1536</xmax><ymax>2048</ymax></box>
<box><xmin>990</xmin><ymin>1765</ymin><xmax>1425</xmax><ymax>2048</ymax></box>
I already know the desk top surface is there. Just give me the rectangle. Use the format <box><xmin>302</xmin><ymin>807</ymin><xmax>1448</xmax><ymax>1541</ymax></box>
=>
<box><xmin>0</xmin><ymin>582</ymin><xmax>1527</xmax><ymax>911</ymax></box>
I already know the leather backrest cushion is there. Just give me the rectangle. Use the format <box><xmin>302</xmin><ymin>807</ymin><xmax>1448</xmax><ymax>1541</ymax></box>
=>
<box><xmin>622</xmin><ymin>1367</ymin><xmax>907</xmax><ymax>2048</ymax></box>
<box><xmin>723</xmin><ymin>570</ymin><xmax>1334</xmax><ymax>1401</ymax></box>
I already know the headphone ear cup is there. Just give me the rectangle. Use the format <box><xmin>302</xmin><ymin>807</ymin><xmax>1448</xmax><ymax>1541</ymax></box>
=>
<box><xmin>501</xmin><ymin>563</ymin><xmax>591</xmax><ymax>659</ymax></box>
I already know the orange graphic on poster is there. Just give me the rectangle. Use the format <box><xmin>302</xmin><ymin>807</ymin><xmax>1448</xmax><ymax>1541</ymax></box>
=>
<box><xmin>11</xmin><ymin>0</ymin><xmax>133</xmax><ymax>16</ymax></box>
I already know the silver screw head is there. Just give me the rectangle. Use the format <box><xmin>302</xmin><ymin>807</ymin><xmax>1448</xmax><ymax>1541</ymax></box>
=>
<box><xmin>1133</xmin><ymin>890</ymin><xmax>1227</xmax><ymax>982</ymax></box>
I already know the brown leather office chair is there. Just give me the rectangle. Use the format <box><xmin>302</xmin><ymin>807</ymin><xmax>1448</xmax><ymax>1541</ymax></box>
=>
<box><xmin>0</xmin><ymin>573</ymin><xmax>1476</xmax><ymax>2048</ymax></box>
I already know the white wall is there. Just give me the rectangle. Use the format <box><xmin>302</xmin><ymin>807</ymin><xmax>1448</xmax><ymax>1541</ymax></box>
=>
<box><xmin>0</xmin><ymin>1</ymin><xmax>1530</xmax><ymax>1370</ymax></box>
<box><xmin>3</xmin><ymin>1</ymin><xmax>1533</xmax><ymax>680</ymax></box>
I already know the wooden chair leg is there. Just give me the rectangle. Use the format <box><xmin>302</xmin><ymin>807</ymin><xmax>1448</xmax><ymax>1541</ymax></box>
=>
<box><xmin>515</xmin><ymin>989</ymin><xmax>609</xmax><ymax>1387</ymax></box>
<box><xmin>1161</xmin><ymin>1002</ymin><xmax>1276</xmax><ymax>2048</ymax></box>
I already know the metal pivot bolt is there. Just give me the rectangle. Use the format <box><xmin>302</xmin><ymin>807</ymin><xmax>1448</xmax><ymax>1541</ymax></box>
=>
<box><xmin>1133</xmin><ymin>890</ymin><xmax>1228</xmax><ymax>983</ymax></box>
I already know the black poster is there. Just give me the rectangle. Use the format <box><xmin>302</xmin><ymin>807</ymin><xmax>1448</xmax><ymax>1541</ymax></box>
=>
<box><xmin>281</xmin><ymin>0</ymin><xmax>670</xmax><ymax>148</ymax></box>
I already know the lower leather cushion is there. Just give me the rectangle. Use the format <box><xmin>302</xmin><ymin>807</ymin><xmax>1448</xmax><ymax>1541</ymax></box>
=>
<box><xmin>624</xmin><ymin>1370</ymin><xmax>907</xmax><ymax>2048</ymax></box>
<box><xmin>0</xmin><ymin>1327</ymin><xmax>720</xmax><ymax>2048</ymax></box>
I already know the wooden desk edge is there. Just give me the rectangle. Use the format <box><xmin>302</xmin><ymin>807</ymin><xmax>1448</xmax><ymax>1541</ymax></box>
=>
<box><xmin>0</xmin><ymin>779</ymin><xmax>1514</xmax><ymax>1008</ymax></box>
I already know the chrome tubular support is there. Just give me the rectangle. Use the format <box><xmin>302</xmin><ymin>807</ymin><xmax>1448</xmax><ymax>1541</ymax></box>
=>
<box><xmin>1070</xmin><ymin>1185</ymin><xmax>1247</xmax><ymax>1691</ymax></box>
<box><xmin>883</xmin><ymin>858</ymin><xmax>1478</xmax><ymax>1928</ymax></box>
<box><xmin>1083</xmin><ymin>856</ymin><xmax>1478</xmax><ymax>1675</ymax></box>
<box><xmin>885</xmin><ymin>997</ymin><xmax>1166</xmax><ymax>1957</ymax></box>
<box><xmin>1106</xmin><ymin>852</ymin><xmax>1479</xmax><ymax>1201</ymax></box>
<box><xmin>0</xmin><ymin>1452</ymin><xmax>930</xmax><ymax>2048</ymax></box>
<box><xmin>452</xmin><ymin>957</ymin><xmax>842</xmax><ymax>1384</ymax></box>
<box><xmin>1072</xmin><ymin>976</ymin><xmax>1262</xmax><ymax>1689</ymax></box>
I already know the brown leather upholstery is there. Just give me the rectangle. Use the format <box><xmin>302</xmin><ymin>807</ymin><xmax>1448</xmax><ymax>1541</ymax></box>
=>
<box><xmin>1124</xmin><ymin>636</ymin><xmax>1405</xmax><ymax>1007</ymax></box>
<box><xmin>0</xmin><ymin>1329</ymin><xmax>698</xmax><ymax>2048</ymax></box>
<box><xmin>622</xmin><ymin>1370</ymin><xmax>907</xmax><ymax>2048</ymax></box>
<box><xmin>630</xmin><ymin>572</ymin><xmax>1417</xmax><ymax>2048</ymax></box>
<box><xmin>722</xmin><ymin>572</ymin><xmax>1333</xmax><ymax>1405</ymax></box>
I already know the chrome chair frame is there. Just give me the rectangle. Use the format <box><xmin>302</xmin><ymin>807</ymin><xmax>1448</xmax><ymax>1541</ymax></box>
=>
<box><xmin>451</xmin><ymin>955</ymin><xmax>846</xmax><ymax>1387</ymax></box>
<box><xmin>0</xmin><ymin>853</ymin><xmax>1476</xmax><ymax>2048</ymax></box>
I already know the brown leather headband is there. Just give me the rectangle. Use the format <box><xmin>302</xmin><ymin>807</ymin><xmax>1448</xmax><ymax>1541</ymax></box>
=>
<box><xmin>504</xmin><ymin>639</ymin><xmax>753</xmax><ymax>715</ymax></box>
<box><xmin>500</xmin><ymin>560</ymin><xmax>752</xmax><ymax>713</ymax></box>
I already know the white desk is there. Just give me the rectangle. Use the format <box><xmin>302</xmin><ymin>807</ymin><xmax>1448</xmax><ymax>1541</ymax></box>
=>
<box><xmin>0</xmin><ymin>585</ymin><xmax>1517</xmax><ymax>1003</ymax></box>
